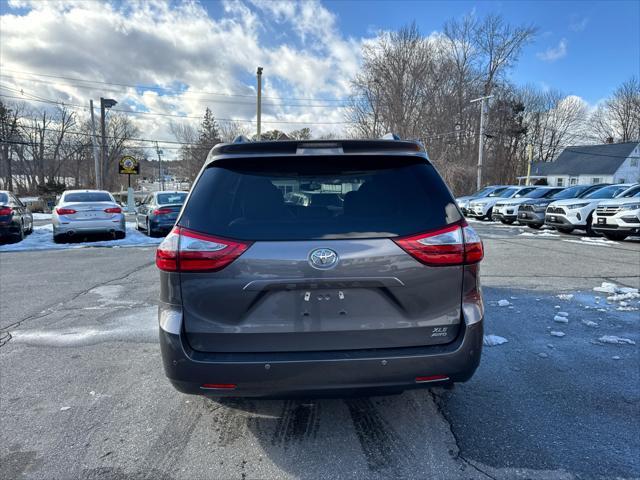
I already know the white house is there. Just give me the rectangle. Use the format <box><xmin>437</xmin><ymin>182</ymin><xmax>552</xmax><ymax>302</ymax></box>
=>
<box><xmin>527</xmin><ymin>141</ymin><xmax>640</xmax><ymax>187</ymax></box>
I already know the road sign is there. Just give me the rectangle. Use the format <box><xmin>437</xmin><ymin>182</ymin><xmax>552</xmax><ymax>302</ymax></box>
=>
<box><xmin>119</xmin><ymin>156</ymin><xmax>139</xmax><ymax>175</ymax></box>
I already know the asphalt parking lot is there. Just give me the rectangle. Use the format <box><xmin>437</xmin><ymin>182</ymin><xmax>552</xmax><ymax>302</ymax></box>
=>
<box><xmin>1</xmin><ymin>221</ymin><xmax>639</xmax><ymax>480</ymax></box>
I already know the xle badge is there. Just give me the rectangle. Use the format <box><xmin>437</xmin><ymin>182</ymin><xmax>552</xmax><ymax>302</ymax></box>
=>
<box><xmin>431</xmin><ymin>327</ymin><xmax>449</xmax><ymax>337</ymax></box>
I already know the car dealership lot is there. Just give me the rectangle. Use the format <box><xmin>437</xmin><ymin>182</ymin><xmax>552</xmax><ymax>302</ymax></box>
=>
<box><xmin>1</xmin><ymin>222</ymin><xmax>639</xmax><ymax>480</ymax></box>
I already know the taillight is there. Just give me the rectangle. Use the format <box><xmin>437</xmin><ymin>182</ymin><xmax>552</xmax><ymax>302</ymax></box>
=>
<box><xmin>0</xmin><ymin>207</ymin><xmax>12</xmax><ymax>216</ymax></box>
<box><xmin>104</xmin><ymin>207</ymin><xmax>122</xmax><ymax>214</ymax></box>
<box><xmin>153</xmin><ymin>208</ymin><xmax>173</xmax><ymax>215</ymax></box>
<box><xmin>393</xmin><ymin>223</ymin><xmax>483</xmax><ymax>266</ymax></box>
<box><xmin>56</xmin><ymin>207</ymin><xmax>77</xmax><ymax>215</ymax></box>
<box><xmin>156</xmin><ymin>226</ymin><xmax>252</xmax><ymax>272</ymax></box>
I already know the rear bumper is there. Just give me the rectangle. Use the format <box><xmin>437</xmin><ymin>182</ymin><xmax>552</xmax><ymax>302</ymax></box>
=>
<box><xmin>53</xmin><ymin>218</ymin><xmax>125</xmax><ymax>234</ymax></box>
<box><xmin>158</xmin><ymin>304</ymin><xmax>483</xmax><ymax>397</ymax></box>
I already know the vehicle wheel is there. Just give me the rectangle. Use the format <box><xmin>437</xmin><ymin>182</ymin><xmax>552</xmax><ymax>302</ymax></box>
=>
<box><xmin>146</xmin><ymin>219</ymin><xmax>155</xmax><ymax>237</ymax></box>
<box><xmin>53</xmin><ymin>234</ymin><xmax>65</xmax><ymax>244</ymax></box>
<box><xmin>115</xmin><ymin>231</ymin><xmax>126</xmax><ymax>240</ymax></box>
<box><xmin>556</xmin><ymin>227</ymin><xmax>574</xmax><ymax>234</ymax></box>
<box><xmin>602</xmin><ymin>232</ymin><xmax>628</xmax><ymax>241</ymax></box>
<box><xmin>501</xmin><ymin>218</ymin><xmax>515</xmax><ymax>225</ymax></box>
<box><xmin>14</xmin><ymin>223</ymin><xmax>25</xmax><ymax>243</ymax></box>
<box><xmin>484</xmin><ymin>208</ymin><xmax>493</xmax><ymax>221</ymax></box>
<box><xmin>585</xmin><ymin>214</ymin><xmax>598</xmax><ymax>237</ymax></box>
<box><xmin>528</xmin><ymin>223</ymin><xmax>542</xmax><ymax>229</ymax></box>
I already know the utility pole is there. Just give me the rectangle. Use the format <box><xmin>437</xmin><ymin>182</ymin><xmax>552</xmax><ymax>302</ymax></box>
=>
<box><xmin>256</xmin><ymin>66</ymin><xmax>263</xmax><ymax>140</ymax></box>
<box><xmin>89</xmin><ymin>100</ymin><xmax>100</xmax><ymax>189</ymax></box>
<box><xmin>470</xmin><ymin>95</ymin><xmax>493</xmax><ymax>190</ymax></box>
<box><xmin>99</xmin><ymin>97</ymin><xmax>117</xmax><ymax>191</ymax></box>
<box><xmin>525</xmin><ymin>143</ymin><xmax>534</xmax><ymax>185</ymax></box>
<box><xmin>155</xmin><ymin>142</ymin><xmax>164</xmax><ymax>191</ymax></box>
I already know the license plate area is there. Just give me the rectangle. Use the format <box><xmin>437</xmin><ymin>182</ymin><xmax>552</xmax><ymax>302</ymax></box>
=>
<box><xmin>550</xmin><ymin>216</ymin><xmax>557</xmax><ymax>222</ymax></box>
<box><xmin>597</xmin><ymin>217</ymin><xmax>606</xmax><ymax>225</ymax></box>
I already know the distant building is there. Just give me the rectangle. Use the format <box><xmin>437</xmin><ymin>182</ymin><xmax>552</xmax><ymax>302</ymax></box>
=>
<box><xmin>522</xmin><ymin>142</ymin><xmax>640</xmax><ymax>186</ymax></box>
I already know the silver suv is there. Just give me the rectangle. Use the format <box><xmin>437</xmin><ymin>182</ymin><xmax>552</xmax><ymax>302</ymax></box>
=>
<box><xmin>156</xmin><ymin>139</ymin><xmax>484</xmax><ymax>397</ymax></box>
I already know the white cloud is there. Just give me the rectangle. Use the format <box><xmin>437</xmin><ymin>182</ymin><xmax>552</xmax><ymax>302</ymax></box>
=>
<box><xmin>569</xmin><ymin>15</ymin><xmax>589</xmax><ymax>32</ymax></box>
<box><xmin>537</xmin><ymin>39</ymin><xmax>568</xmax><ymax>62</ymax></box>
<box><xmin>0</xmin><ymin>0</ymin><xmax>371</xmax><ymax>155</ymax></box>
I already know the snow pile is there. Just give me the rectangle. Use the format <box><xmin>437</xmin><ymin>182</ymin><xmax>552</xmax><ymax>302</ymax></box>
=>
<box><xmin>597</xmin><ymin>335</ymin><xmax>636</xmax><ymax>346</ymax></box>
<box><xmin>32</xmin><ymin>213</ymin><xmax>52</xmax><ymax>220</ymax></box>
<box><xmin>557</xmin><ymin>294</ymin><xmax>574</xmax><ymax>301</ymax></box>
<box><xmin>497</xmin><ymin>299</ymin><xmax>511</xmax><ymax>307</ymax></box>
<box><xmin>0</xmin><ymin>223</ymin><xmax>162</xmax><ymax>252</ymax></box>
<box><xmin>483</xmin><ymin>334</ymin><xmax>508</xmax><ymax>346</ymax></box>
<box><xmin>593</xmin><ymin>282</ymin><xmax>640</xmax><ymax>303</ymax></box>
<box><xmin>518</xmin><ymin>231</ymin><xmax>559</xmax><ymax>237</ymax></box>
<box><xmin>550</xmin><ymin>331</ymin><xmax>566</xmax><ymax>337</ymax></box>
<box><xmin>582</xmin><ymin>320</ymin><xmax>599</xmax><ymax>328</ymax></box>
<box><xmin>553</xmin><ymin>314</ymin><xmax>569</xmax><ymax>324</ymax></box>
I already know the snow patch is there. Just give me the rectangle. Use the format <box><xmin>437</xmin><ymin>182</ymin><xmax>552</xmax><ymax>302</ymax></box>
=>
<box><xmin>581</xmin><ymin>320</ymin><xmax>599</xmax><ymax>328</ymax></box>
<box><xmin>597</xmin><ymin>336</ymin><xmax>636</xmax><ymax>346</ymax></box>
<box><xmin>556</xmin><ymin>294</ymin><xmax>574</xmax><ymax>301</ymax></box>
<box><xmin>553</xmin><ymin>315</ymin><xmax>569</xmax><ymax>323</ymax></box>
<box><xmin>550</xmin><ymin>331</ymin><xmax>566</xmax><ymax>337</ymax></box>
<box><xmin>497</xmin><ymin>299</ymin><xmax>511</xmax><ymax>307</ymax></box>
<box><xmin>32</xmin><ymin>213</ymin><xmax>52</xmax><ymax>220</ymax></box>
<box><xmin>483</xmin><ymin>334</ymin><xmax>508</xmax><ymax>346</ymax></box>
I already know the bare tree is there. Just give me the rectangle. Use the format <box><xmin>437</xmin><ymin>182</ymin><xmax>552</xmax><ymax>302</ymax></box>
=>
<box><xmin>589</xmin><ymin>77</ymin><xmax>640</xmax><ymax>143</ymax></box>
<box><xmin>0</xmin><ymin>100</ymin><xmax>25</xmax><ymax>191</ymax></box>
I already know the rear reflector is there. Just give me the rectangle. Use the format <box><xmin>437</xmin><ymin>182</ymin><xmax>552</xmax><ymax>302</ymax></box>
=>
<box><xmin>393</xmin><ymin>222</ymin><xmax>483</xmax><ymax>266</ymax></box>
<box><xmin>56</xmin><ymin>207</ymin><xmax>77</xmax><ymax>215</ymax></box>
<box><xmin>415</xmin><ymin>375</ymin><xmax>450</xmax><ymax>383</ymax></box>
<box><xmin>156</xmin><ymin>226</ymin><xmax>252</xmax><ymax>273</ymax></box>
<box><xmin>201</xmin><ymin>383</ymin><xmax>237</xmax><ymax>390</ymax></box>
<box><xmin>104</xmin><ymin>207</ymin><xmax>122</xmax><ymax>214</ymax></box>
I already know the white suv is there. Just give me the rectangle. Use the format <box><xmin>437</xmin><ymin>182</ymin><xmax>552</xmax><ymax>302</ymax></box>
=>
<box><xmin>592</xmin><ymin>184</ymin><xmax>640</xmax><ymax>240</ymax></box>
<box><xmin>545</xmin><ymin>184</ymin><xmax>632</xmax><ymax>235</ymax></box>
<box><xmin>468</xmin><ymin>186</ymin><xmax>537</xmax><ymax>220</ymax></box>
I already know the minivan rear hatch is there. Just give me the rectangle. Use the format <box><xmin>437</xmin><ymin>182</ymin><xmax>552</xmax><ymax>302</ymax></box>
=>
<box><xmin>176</xmin><ymin>155</ymin><xmax>466</xmax><ymax>353</ymax></box>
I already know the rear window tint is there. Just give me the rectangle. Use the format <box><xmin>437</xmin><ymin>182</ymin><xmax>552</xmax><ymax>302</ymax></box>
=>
<box><xmin>179</xmin><ymin>156</ymin><xmax>460</xmax><ymax>241</ymax></box>
<box><xmin>157</xmin><ymin>193</ymin><xmax>187</xmax><ymax>204</ymax></box>
<box><xmin>0</xmin><ymin>193</ymin><xmax>8</xmax><ymax>204</ymax></box>
<box><xmin>64</xmin><ymin>192</ymin><xmax>112</xmax><ymax>202</ymax></box>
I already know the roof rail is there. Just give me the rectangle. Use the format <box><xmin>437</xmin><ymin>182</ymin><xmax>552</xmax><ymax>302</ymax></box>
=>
<box><xmin>232</xmin><ymin>135</ymin><xmax>252</xmax><ymax>144</ymax></box>
<box><xmin>380</xmin><ymin>133</ymin><xmax>401</xmax><ymax>140</ymax></box>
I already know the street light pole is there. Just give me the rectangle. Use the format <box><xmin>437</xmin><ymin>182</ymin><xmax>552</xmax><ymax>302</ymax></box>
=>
<box><xmin>99</xmin><ymin>97</ymin><xmax>117</xmax><ymax>191</ymax></box>
<box><xmin>89</xmin><ymin>100</ymin><xmax>101</xmax><ymax>189</ymax></box>
<box><xmin>471</xmin><ymin>95</ymin><xmax>493</xmax><ymax>190</ymax></box>
<box><xmin>256</xmin><ymin>67</ymin><xmax>263</xmax><ymax>140</ymax></box>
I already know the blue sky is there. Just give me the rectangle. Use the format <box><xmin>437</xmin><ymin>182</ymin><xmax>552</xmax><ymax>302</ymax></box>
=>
<box><xmin>1</xmin><ymin>0</ymin><xmax>638</xmax><ymax>148</ymax></box>
<box><xmin>327</xmin><ymin>0</ymin><xmax>640</xmax><ymax>103</ymax></box>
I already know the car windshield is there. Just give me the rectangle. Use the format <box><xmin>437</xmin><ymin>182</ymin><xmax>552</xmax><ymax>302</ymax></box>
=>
<box><xmin>0</xmin><ymin>193</ymin><xmax>8</xmax><ymax>204</ymax></box>
<box><xmin>551</xmin><ymin>186</ymin><xmax>586</xmax><ymax>199</ymax></box>
<box><xmin>157</xmin><ymin>193</ymin><xmax>187</xmax><ymax>204</ymax></box>
<box><xmin>616</xmin><ymin>185</ymin><xmax>640</xmax><ymax>198</ymax></box>
<box><xmin>487</xmin><ymin>187</ymin><xmax>508</xmax><ymax>197</ymax></box>
<box><xmin>472</xmin><ymin>186</ymin><xmax>493</xmax><ymax>197</ymax></box>
<box><xmin>64</xmin><ymin>192</ymin><xmax>112</xmax><ymax>202</ymax></box>
<box><xmin>498</xmin><ymin>187</ymin><xmax>518</xmax><ymax>198</ymax></box>
<box><xmin>584</xmin><ymin>185</ymin><xmax>629</xmax><ymax>199</ymax></box>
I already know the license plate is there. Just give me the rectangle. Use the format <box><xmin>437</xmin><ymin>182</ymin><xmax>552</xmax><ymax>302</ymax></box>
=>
<box><xmin>597</xmin><ymin>218</ymin><xmax>606</xmax><ymax>225</ymax></box>
<box><xmin>550</xmin><ymin>216</ymin><xmax>557</xmax><ymax>222</ymax></box>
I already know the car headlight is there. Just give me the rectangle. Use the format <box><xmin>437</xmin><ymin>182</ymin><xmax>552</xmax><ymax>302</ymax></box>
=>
<box><xmin>621</xmin><ymin>203</ymin><xmax>640</xmax><ymax>211</ymax></box>
<box><xmin>566</xmin><ymin>202</ymin><xmax>589</xmax><ymax>209</ymax></box>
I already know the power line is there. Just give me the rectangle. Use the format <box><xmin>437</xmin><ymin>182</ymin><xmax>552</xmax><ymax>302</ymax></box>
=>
<box><xmin>0</xmin><ymin>92</ymin><xmax>355</xmax><ymax>125</ymax></box>
<box><xmin>0</xmin><ymin>66</ymin><xmax>356</xmax><ymax>102</ymax></box>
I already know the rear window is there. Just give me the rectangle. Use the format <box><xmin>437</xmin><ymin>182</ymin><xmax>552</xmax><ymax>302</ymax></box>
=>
<box><xmin>0</xmin><ymin>193</ymin><xmax>8</xmax><ymax>204</ymax></box>
<box><xmin>584</xmin><ymin>185</ymin><xmax>628</xmax><ymax>199</ymax></box>
<box><xmin>157</xmin><ymin>193</ymin><xmax>187</xmax><ymax>204</ymax></box>
<box><xmin>64</xmin><ymin>192</ymin><xmax>112</xmax><ymax>202</ymax></box>
<box><xmin>179</xmin><ymin>156</ymin><xmax>460</xmax><ymax>241</ymax></box>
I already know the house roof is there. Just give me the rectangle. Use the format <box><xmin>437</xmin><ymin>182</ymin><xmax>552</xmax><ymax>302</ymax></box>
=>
<box><xmin>529</xmin><ymin>161</ymin><xmax>553</xmax><ymax>176</ymax></box>
<box><xmin>542</xmin><ymin>142</ymin><xmax>639</xmax><ymax>176</ymax></box>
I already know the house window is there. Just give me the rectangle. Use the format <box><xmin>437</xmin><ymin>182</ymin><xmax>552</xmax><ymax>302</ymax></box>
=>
<box><xmin>631</xmin><ymin>158</ymin><xmax>638</xmax><ymax>167</ymax></box>
<box><xmin>569</xmin><ymin>177</ymin><xmax>578</xmax><ymax>185</ymax></box>
<box><xmin>556</xmin><ymin>178</ymin><xmax>564</xmax><ymax>187</ymax></box>
<box><xmin>592</xmin><ymin>177</ymin><xmax>601</xmax><ymax>184</ymax></box>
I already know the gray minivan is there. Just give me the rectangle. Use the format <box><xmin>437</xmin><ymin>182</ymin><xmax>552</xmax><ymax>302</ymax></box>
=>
<box><xmin>156</xmin><ymin>139</ymin><xmax>484</xmax><ymax>397</ymax></box>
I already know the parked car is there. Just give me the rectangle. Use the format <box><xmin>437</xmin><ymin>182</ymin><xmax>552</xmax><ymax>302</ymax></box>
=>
<box><xmin>456</xmin><ymin>185</ymin><xmax>509</xmax><ymax>215</ymax></box>
<box><xmin>0</xmin><ymin>190</ymin><xmax>33</xmax><ymax>243</ymax></box>
<box><xmin>545</xmin><ymin>184</ymin><xmax>633</xmax><ymax>235</ymax></box>
<box><xmin>518</xmin><ymin>184</ymin><xmax>608</xmax><ymax>229</ymax></box>
<box><xmin>491</xmin><ymin>187</ymin><xmax>564</xmax><ymax>224</ymax></box>
<box><xmin>156</xmin><ymin>138</ymin><xmax>485</xmax><ymax>397</ymax></box>
<box><xmin>136</xmin><ymin>191</ymin><xmax>188</xmax><ymax>237</ymax></box>
<box><xmin>52</xmin><ymin>189</ymin><xmax>125</xmax><ymax>243</ymax></box>
<box><xmin>592</xmin><ymin>184</ymin><xmax>640</xmax><ymax>241</ymax></box>
<box><xmin>468</xmin><ymin>185</ymin><xmax>537</xmax><ymax>220</ymax></box>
